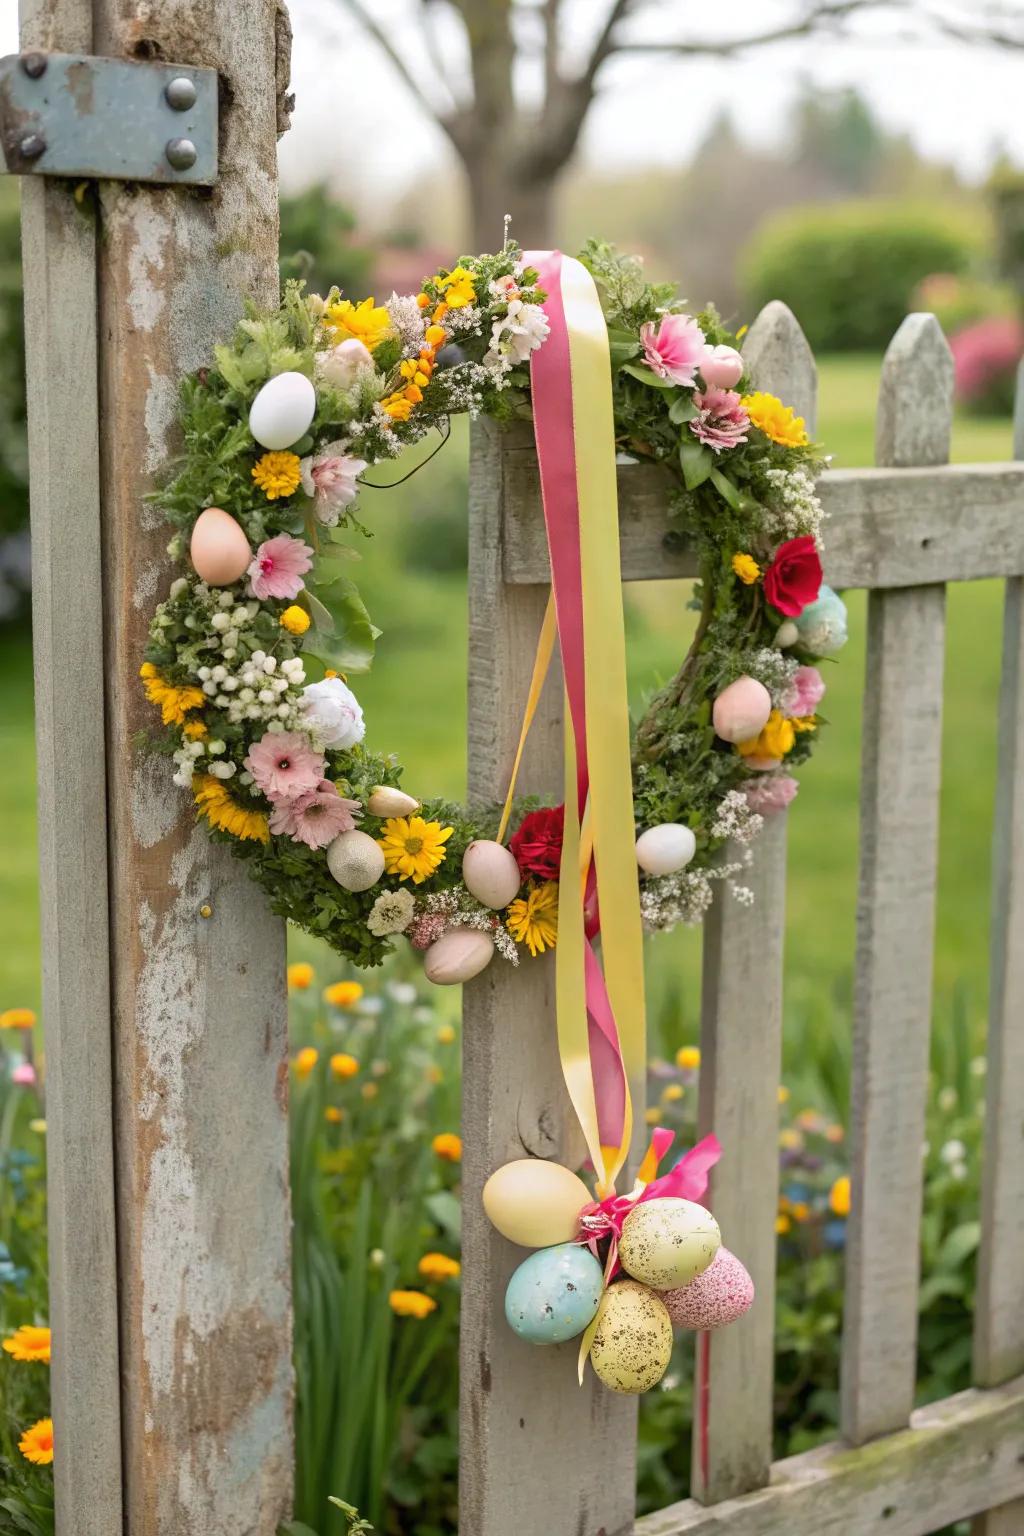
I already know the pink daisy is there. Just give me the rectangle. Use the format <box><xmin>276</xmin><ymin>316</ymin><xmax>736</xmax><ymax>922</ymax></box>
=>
<box><xmin>690</xmin><ymin>386</ymin><xmax>749</xmax><ymax>453</ymax></box>
<box><xmin>269</xmin><ymin>779</ymin><xmax>361</xmax><ymax>848</ymax></box>
<box><xmin>244</xmin><ymin>731</ymin><xmax>325</xmax><ymax>802</ymax></box>
<box><xmin>247</xmin><ymin>533</ymin><xmax>314</xmax><ymax>601</ymax></box>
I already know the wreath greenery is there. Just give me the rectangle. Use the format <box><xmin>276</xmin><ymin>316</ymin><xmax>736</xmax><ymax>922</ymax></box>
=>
<box><xmin>142</xmin><ymin>240</ymin><xmax>847</xmax><ymax>977</ymax></box>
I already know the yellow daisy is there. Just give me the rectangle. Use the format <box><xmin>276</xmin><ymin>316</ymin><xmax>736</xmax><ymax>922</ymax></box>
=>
<box><xmin>18</xmin><ymin>1417</ymin><xmax>53</xmax><ymax>1466</ymax></box>
<box><xmin>507</xmin><ymin>880</ymin><xmax>558</xmax><ymax>957</ymax></box>
<box><xmin>741</xmin><ymin>391</ymin><xmax>809</xmax><ymax>448</ymax></box>
<box><xmin>252</xmin><ymin>450</ymin><xmax>302</xmax><ymax>500</ymax></box>
<box><xmin>3</xmin><ymin>1325</ymin><xmax>51</xmax><ymax>1364</ymax></box>
<box><xmin>325</xmin><ymin>296</ymin><xmax>391</xmax><ymax>351</ymax></box>
<box><xmin>378</xmin><ymin>816</ymin><xmax>453</xmax><ymax>884</ymax></box>
<box><xmin>193</xmin><ymin>775</ymin><xmax>269</xmax><ymax>844</ymax></box>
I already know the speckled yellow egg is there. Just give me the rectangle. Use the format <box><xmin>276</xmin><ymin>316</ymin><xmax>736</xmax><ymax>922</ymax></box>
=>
<box><xmin>618</xmin><ymin>1197</ymin><xmax>721</xmax><ymax>1290</ymax></box>
<box><xmin>589</xmin><ymin>1280</ymin><xmax>673</xmax><ymax>1394</ymax></box>
<box><xmin>483</xmin><ymin>1159</ymin><xmax>592</xmax><ymax>1248</ymax></box>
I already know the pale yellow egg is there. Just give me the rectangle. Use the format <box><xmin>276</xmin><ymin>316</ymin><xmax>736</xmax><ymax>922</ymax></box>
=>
<box><xmin>618</xmin><ymin>1197</ymin><xmax>721</xmax><ymax>1290</ymax></box>
<box><xmin>482</xmin><ymin>1159</ymin><xmax>592</xmax><ymax>1248</ymax></box>
<box><xmin>589</xmin><ymin>1280</ymin><xmax>673</xmax><ymax>1394</ymax></box>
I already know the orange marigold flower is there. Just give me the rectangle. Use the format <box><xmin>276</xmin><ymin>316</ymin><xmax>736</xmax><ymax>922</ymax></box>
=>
<box><xmin>418</xmin><ymin>1252</ymin><xmax>461</xmax><ymax>1283</ymax></box>
<box><xmin>361</xmin><ymin>1082</ymin><xmax>379</xmax><ymax>1101</ymax></box>
<box><xmin>19</xmin><ymin>1417</ymin><xmax>53</xmax><ymax>1465</ymax></box>
<box><xmin>3</xmin><ymin>1326</ymin><xmax>51</xmax><ymax>1364</ymax></box>
<box><xmin>325</xmin><ymin>1106</ymin><xmax>344</xmax><ymax>1124</ymax></box>
<box><xmin>293</xmin><ymin>1046</ymin><xmax>318</xmax><ymax>1079</ymax></box>
<box><xmin>252</xmin><ymin>450</ymin><xmax>302</xmax><ymax>501</ymax></box>
<box><xmin>330</xmin><ymin>1052</ymin><xmax>359</xmax><ymax>1080</ymax></box>
<box><xmin>0</xmin><ymin>1008</ymin><xmax>36</xmax><ymax>1031</ymax></box>
<box><xmin>389</xmin><ymin>1289</ymin><xmax>437</xmax><ymax>1319</ymax></box>
<box><xmin>287</xmin><ymin>962</ymin><xmax>315</xmax><ymax>991</ymax></box>
<box><xmin>432</xmin><ymin>1132</ymin><xmax>462</xmax><ymax>1162</ymax></box>
<box><xmin>830</xmin><ymin>1175</ymin><xmax>851</xmax><ymax>1217</ymax></box>
<box><xmin>324</xmin><ymin>981</ymin><xmax>364</xmax><ymax>1009</ymax></box>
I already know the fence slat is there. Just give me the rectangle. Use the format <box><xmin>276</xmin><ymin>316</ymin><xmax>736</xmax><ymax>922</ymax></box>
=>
<box><xmin>20</xmin><ymin>0</ymin><xmax>124</xmax><ymax>1526</ymax></box>
<box><xmin>971</xmin><ymin>361</ymin><xmax>1024</xmax><ymax>1536</ymax></box>
<box><xmin>691</xmin><ymin>302</ymin><xmax>814</xmax><ymax>1504</ymax></box>
<box><xmin>841</xmin><ymin>314</ymin><xmax>952</xmax><ymax>1445</ymax></box>
<box><xmin>461</xmin><ymin>418</ymin><xmax>637</xmax><ymax>1536</ymax></box>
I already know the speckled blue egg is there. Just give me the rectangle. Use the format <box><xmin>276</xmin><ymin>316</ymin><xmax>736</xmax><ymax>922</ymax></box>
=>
<box><xmin>504</xmin><ymin>1242</ymin><xmax>604</xmax><ymax>1345</ymax></box>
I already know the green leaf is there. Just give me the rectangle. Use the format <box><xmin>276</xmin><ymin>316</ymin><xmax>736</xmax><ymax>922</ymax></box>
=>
<box><xmin>425</xmin><ymin>1189</ymin><xmax>462</xmax><ymax>1242</ymax></box>
<box><xmin>679</xmin><ymin>439</ymin><xmax>713</xmax><ymax>490</ymax></box>
<box><xmin>937</xmin><ymin>1220</ymin><xmax>981</xmax><ymax>1270</ymax></box>
<box><xmin>709</xmin><ymin>467</ymin><xmax>741</xmax><ymax>510</ymax></box>
<box><xmin>278</xmin><ymin>1523</ymin><xmax>322</xmax><ymax>1536</ymax></box>
<box><xmin>668</xmin><ymin>393</ymin><xmax>697</xmax><ymax>425</ymax></box>
<box><xmin>622</xmin><ymin>362</ymin><xmax>676</xmax><ymax>391</ymax></box>
<box><xmin>306</xmin><ymin>577</ymin><xmax>378</xmax><ymax>673</ymax></box>
<box><xmin>607</xmin><ymin>327</ymin><xmax>641</xmax><ymax>368</ymax></box>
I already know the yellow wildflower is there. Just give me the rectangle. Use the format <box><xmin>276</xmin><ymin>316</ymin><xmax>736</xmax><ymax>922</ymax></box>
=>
<box><xmin>140</xmin><ymin>662</ymin><xmax>205</xmax><ymax>727</ymax></box>
<box><xmin>325</xmin><ymin>1106</ymin><xmax>344</xmax><ymax>1124</ymax></box>
<box><xmin>361</xmin><ymin>1082</ymin><xmax>379</xmax><ymax>1101</ymax></box>
<box><xmin>792</xmin><ymin>715</ymin><xmax>817</xmax><ymax>735</ymax></box>
<box><xmin>675</xmin><ymin>1046</ymin><xmax>701</xmax><ymax>1071</ymax></box>
<box><xmin>330</xmin><ymin>1052</ymin><xmax>359</xmax><ymax>1080</ymax></box>
<box><xmin>3</xmin><ymin>1326</ymin><xmax>51</xmax><ymax>1364</ymax></box>
<box><xmin>778</xmin><ymin>1085</ymin><xmax>790</xmax><ymax>1104</ymax></box>
<box><xmin>432</xmin><ymin>1132</ymin><xmax>462</xmax><ymax>1163</ymax></box>
<box><xmin>416</xmin><ymin>292</ymin><xmax>431</xmax><ymax>309</ymax></box>
<box><xmin>437</xmin><ymin>1023</ymin><xmax>456</xmax><ymax>1045</ymax></box>
<box><xmin>437</xmin><ymin>267</ymin><xmax>476</xmax><ymax>309</ymax></box>
<box><xmin>418</xmin><ymin>1252</ymin><xmax>460</xmax><ymax>1283</ymax></box>
<box><xmin>381</xmin><ymin>392</ymin><xmax>414</xmax><ymax>422</ymax></box>
<box><xmin>324</xmin><ymin>981</ymin><xmax>364</xmax><ymax>1009</ymax></box>
<box><xmin>287</xmin><ymin>962</ymin><xmax>315</xmax><ymax>991</ymax></box>
<box><xmin>325</xmin><ymin>296</ymin><xmax>391</xmax><ymax>351</ymax></box>
<box><xmin>378</xmin><ymin>816</ymin><xmax>453</xmax><ymax>884</ymax></box>
<box><xmin>825</xmin><ymin>1124</ymin><xmax>845</xmax><ymax>1144</ymax></box>
<box><xmin>741</xmin><ymin>391</ymin><xmax>809</xmax><ymax>448</ymax></box>
<box><xmin>182</xmin><ymin>719</ymin><xmax>208</xmax><ymax>740</ymax></box>
<box><xmin>0</xmin><ymin>1008</ymin><xmax>36</xmax><ymax>1031</ymax></box>
<box><xmin>791</xmin><ymin>1202</ymin><xmax>811</xmax><ymax>1223</ymax></box>
<box><xmin>18</xmin><ymin>1417</ymin><xmax>53</xmax><ymax>1466</ymax></box>
<box><xmin>389</xmin><ymin>1289</ymin><xmax>437</xmax><ymax>1319</ymax></box>
<box><xmin>779</xmin><ymin>1128</ymin><xmax>804</xmax><ymax>1151</ymax></box>
<box><xmin>661</xmin><ymin>1084</ymin><xmax>684</xmax><ymax>1103</ymax></box>
<box><xmin>193</xmin><ymin>775</ymin><xmax>269</xmax><ymax>844</ymax></box>
<box><xmin>280</xmin><ymin>605</ymin><xmax>311</xmax><ymax>635</ymax></box>
<box><xmin>506</xmin><ymin>880</ymin><xmax>558</xmax><ymax>957</ymax></box>
<box><xmin>775</xmin><ymin>1213</ymin><xmax>791</xmax><ymax>1236</ymax></box>
<box><xmin>424</xmin><ymin>324</ymin><xmax>446</xmax><ymax>348</ymax></box>
<box><xmin>293</xmin><ymin>1046</ymin><xmax>318</xmax><ymax>1079</ymax></box>
<box><xmin>830</xmin><ymin>1175</ymin><xmax>851</xmax><ymax>1217</ymax></box>
<box><xmin>645</xmin><ymin>1106</ymin><xmax>662</xmax><ymax>1126</ymax></box>
<box><xmin>29</xmin><ymin>1119</ymin><xmax>47</xmax><ymax>1135</ymax></box>
<box><xmin>252</xmin><ymin>450</ymin><xmax>302</xmax><ymax>501</ymax></box>
<box><xmin>731</xmin><ymin>552</ymin><xmax>760</xmax><ymax>585</ymax></box>
<box><xmin>737</xmin><ymin>709</ymin><xmax>796</xmax><ymax>762</ymax></box>
<box><xmin>426</xmin><ymin>1065</ymin><xmax>443</xmax><ymax>1085</ymax></box>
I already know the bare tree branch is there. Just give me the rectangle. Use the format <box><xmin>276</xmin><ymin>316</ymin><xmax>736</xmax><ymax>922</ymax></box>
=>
<box><xmin>334</xmin><ymin>0</ymin><xmax>459</xmax><ymax>129</ymax></box>
<box><xmin>416</xmin><ymin>0</ymin><xmax>465</xmax><ymax>110</ymax></box>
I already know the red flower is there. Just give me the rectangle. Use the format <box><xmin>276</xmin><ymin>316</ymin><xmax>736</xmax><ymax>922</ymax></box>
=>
<box><xmin>509</xmin><ymin>805</ymin><xmax>564</xmax><ymax>881</ymax></box>
<box><xmin>763</xmin><ymin>535</ymin><xmax>823</xmax><ymax>617</ymax></box>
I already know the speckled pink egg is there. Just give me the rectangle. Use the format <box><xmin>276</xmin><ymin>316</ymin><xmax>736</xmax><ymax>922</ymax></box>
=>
<box><xmin>660</xmin><ymin>1248</ymin><xmax>754</xmax><ymax>1331</ymax></box>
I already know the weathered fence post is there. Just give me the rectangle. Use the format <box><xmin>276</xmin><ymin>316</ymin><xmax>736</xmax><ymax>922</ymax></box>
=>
<box><xmin>21</xmin><ymin>1</ymin><xmax>294</xmax><ymax>1531</ymax></box>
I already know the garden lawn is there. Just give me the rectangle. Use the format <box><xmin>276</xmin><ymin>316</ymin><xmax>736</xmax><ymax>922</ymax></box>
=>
<box><xmin>0</xmin><ymin>356</ymin><xmax>1014</xmax><ymax>1090</ymax></box>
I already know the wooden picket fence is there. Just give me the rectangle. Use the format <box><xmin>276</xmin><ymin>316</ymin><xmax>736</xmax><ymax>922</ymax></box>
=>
<box><xmin>461</xmin><ymin>303</ymin><xmax>1024</xmax><ymax>1536</ymax></box>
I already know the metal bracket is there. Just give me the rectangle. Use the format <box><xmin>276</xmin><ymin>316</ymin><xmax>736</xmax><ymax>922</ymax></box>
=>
<box><xmin>0</xmin><ymin>52</ymin><xmax>218</xmax><ymax>186</ymax></box>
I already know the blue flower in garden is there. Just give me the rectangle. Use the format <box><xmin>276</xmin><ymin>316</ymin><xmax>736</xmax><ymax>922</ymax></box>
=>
<box><xmin>783</xmin><ymin>1181</ymin><xmax>811</xmax><ymax>1205</ymax></box>
<box><xmin>0</xmin><ymin>1243</ymin><xmax>28</xmax><ymax>1291</ymax></box>
<box><xmin>824</xmin><ymin>1220</ymin><xmax>847</xmax><ymax>1250</ymax></box>
<box><xmin>795</xmin><ymin>584</ymin><xmax>848</xmax><ymax>656</ymax></box>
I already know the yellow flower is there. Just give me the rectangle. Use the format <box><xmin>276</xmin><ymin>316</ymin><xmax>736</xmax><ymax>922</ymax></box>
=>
<box><xmin>18</xmin><ymin>1418</ymin><xmax>53</xmax><ymax>1465</ymax></box>
<box><xmin>825</xmin><ymin>1123</ymin><xmax>845</xmax><ymax>1144</ymax></box>
<box><xmin>389</xmin><ymin>1289</ymin><xmax>437</xmax><ymax>1319</ymax></box>
<box><xmin>737</xmin><ymin>709</ymin><xmax>796</xmax><ymax>762</ymax></box>
<box><xmin>437</xmin><ymin>266</ymin><xmax>476</xmax><ymax>309</ymax></box>
<box><xmin>426</xmin><ymin>1065</ymin><xmax>443</xmax><ymax>1086</ymax></box>
<box><xmin>193</xmin><ymin>775</ymin><xmax>269</xmax><ymax>844</ymax></box>
<box><xmin>0</xmin><ymin>1008</ymin><xmax>36</xmax><ymax>1031</ymax></box>
<box><xmin>732</xmin><ymin>552</ymin><xmax>760</xmax><ymax>585</ymax></box>
<box><xmin>361</xmin><ymin>1082</ymin><xmax>379</xmax><ymax>1101</ymax></box>
<box><xmin>741</xmin><ymin>391</ymin><xmax>809</xmax><ymax>448</ymax></box>
<box><xmin>418</xmin><ymin>1252</ymin><xmax>461</xmax><ymax>1283</ymax></box>
<box><xmin>140</xmin><ymin>662</ymin><xmax>205</xmax><ymax>727</ymax></box>
<box><xmin>830</xmin><ymin>1175</ymin><xmax>851</xmax><ymax>1217</ymax></box>
<box><xmin>325</xmin><ymin>1106</ymin><xmax>344</xmax><ymax>1124</ymax></box>
<box><xmin>3</xmin><ymin>1326</ymin><xmax>51</xmax><ymax>1364</ymax></box>
<box><xmin>644</xmin><ymin>1106</ymin><xmax>662</xmax><ymax>1126</ymax></box>
<box><xmin>675</xmin><ymin>1046</ymin><xmax>701</xmax><ymax>1071</ymax></box>
<box><xmin>293</xmin><ymin>1046</ymin><xmax>318</xmax><ymax>1079</ymax></box>
<box><xmin>381</xmin><ymin>392</ymin><xmax>414</xmax><ymax>422</ymax></box>
<box><xmin>506</xmin><ymin>881</ymin><xmax>558</xmax><ymax>957</ymax></box>
<box><xmin>424</xmin><ymin>324</ymin><xmax>446</xmax><ymax>348</ymax></box>
<box><xmin>287</xmin><ymin>962</ymin><xmax>315</xmax><ymax>991</ymax></box>
<box><xmin>378</xmin><ymin>816</ymin><xmax>453</xmax><ymax>884</ymax></box>
<box><xmin>252</xmin><ymin>450</ymin><xmax>302</xmax><ymax>500</ymax></box>
<box><xmin>775</xmin><ymin>1213</ymin><xmax>791</xmax><ymax>1236</ymax></box>
<box><xmin>280</xmin><ymin>605</ymin><xmax>311</xmax><ymax>635</ymax></box>
<box><xmin>779</xmin><ymin>1128</ymin><xmax>804</xmax><ymax>1151</ymax></box>
<box><xmin>29</xmin><ymin>1118</ymin><xmax>47</xmax><ymax>1135</ymax></box>
<box><xmin>183</xmin><ymin>719</ymin><xmax>208</xmax><ymax>740</ymax></box>
<box><xmin>325</xmin><ymin>296</ymin><xmax>391</xmax><ymax>351</ymax></box>
<box><xmin>437</xmin><ymin>1023</ymin><xmax>456</xmax><ymax>1045</ymax></box>
<box><xmin>661</xmin><ymin>1084</ymin><xmax>684</xmax><ymax>1103</ymax></box>
<box><xmin>324</xmin><ymin>981</ymin><xmax>364</xmax><ymax>1009</ymax></box>
<box><xmin>791</xmin><ymin>1201</ymin><xmax>811</xmax><ymax>1224</ymax></box>
<box><xmin>330</xmin><ymin>1052</ymin><xmax>359</xmax><ymax>1080</ymax></box>
<box><xmin>432</xmin><ymin>1132</ymin><xmax>462</xmax><ymax>1163</ymax></box>
<box><xmin>792</xmin><ymin>715</ymin><xmax>817</xmax><ymax>735</ymax></box>
<box><xmin>778</xmin><ymin>1085</ymin><xmax>790</xmax><ymax>1104</ymax></box>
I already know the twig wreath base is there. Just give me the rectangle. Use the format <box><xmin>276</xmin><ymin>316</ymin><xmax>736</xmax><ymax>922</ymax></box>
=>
<box><xmin>142</xmin><ymin>240</ymin><xmax>848</xmax><ymax>982</ymax></box>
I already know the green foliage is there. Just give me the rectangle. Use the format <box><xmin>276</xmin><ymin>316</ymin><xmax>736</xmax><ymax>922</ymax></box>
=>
<box><xmin>742</xmin><ymin>199</ymin><xmax>987</xmax><ymax>350</ymax></box>
<box><xmin>280</xmin><ymin>186</ymin><xmax>374</xmax><ymax>301</ymax></box>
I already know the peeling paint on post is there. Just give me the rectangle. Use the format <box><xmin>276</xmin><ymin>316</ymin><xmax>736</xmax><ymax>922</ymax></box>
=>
<box><xmin>91</xmin><ymin>2</ymin><xmax>293</xmax><ymax>1530</ymax></box>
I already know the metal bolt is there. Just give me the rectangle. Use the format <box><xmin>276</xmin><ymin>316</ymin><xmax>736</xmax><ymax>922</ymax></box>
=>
<box><xmin>199</xmin><ymin>903</ymin><xmax>213</xmax><ymax>920</ymax></box>
<box><xmin>20</xmin><ymin>52</ymin><xmax>48</xmax><ymax>79</ymax></box>
<box><xmin>165</xmin><ymin>76</ymin><xmax>197</xmax><ymax>111</ymax></box>
<box><xmin>165</xmin><ymin>137</ymin><xmax>197</xmax><ymax>171</ymax></box>
<box><xmin>19</xmin><ymin>133</ymin><xmax>47</xmax><ymax>161</ymax></box>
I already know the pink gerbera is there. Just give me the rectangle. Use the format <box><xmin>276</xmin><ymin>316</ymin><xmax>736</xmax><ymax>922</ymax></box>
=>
<box><xmin>640</xmin><ymin>312</ymin><xmax>706</xmax><ymax>387</ymax></box>
<box><xmin>269</xmin><ymin>779</ymin><xmax>361</xmax><ymax>848</ymax></box>
<box><xmin>690</xmin><ymin>386</ymin><xmax>749</xmax><ymax>453</ymax></box>
<box><xmin>244</xmin><ymin>731</ymin><xmax>325</xmax><ymax>801</ymax></box>
<box><xmin>247</xmin><ymin>533</ymin><xmax>314</xmax><ymax>600</ymax></box>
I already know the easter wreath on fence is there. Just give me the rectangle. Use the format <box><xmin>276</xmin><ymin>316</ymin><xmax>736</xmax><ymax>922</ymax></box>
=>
<box><xmin>142</xmin><ymin>238</ymin><xmax>848</xmax><ymax>1391</ymax></box>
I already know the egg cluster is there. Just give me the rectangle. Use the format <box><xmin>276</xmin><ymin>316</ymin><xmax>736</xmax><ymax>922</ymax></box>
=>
<box><xmin>482</xmin><ymin>1158</ymin><xmax>754</xmax><ymax>1394</ymax></box>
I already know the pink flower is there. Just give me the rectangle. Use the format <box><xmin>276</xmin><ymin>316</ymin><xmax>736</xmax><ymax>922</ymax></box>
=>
<box><xmin>784</xmin><ymin>665</ymin><xmax>826</xmax><ymax>717</ymax></box>
<box><xmin>244</xmin><ymin>730</ymin><xmax>325</xmax><ymax>801</ymax></box>
<box><xmin>269</xmin><ymin>779</ymin><xmax>361</xmax><ymax>848</ymax></box>
<box><xmin>299</xmin><ymin>443</ymin><xmax>367</xmax><ymax>525</ymax></box>
<box><xmin>744</xmin><ymin>775</ymin><xmax>799</xmax><ymax>815</ymax></box>
<box><xmin>640</xmin><ymin>312</ymin><xmax>706</xmax><ymax>387</ymax></box>
<box><xmin>690</xmin><ymin>386</ymin><xmax>749</xmax><ymax>453</ymax></box>
<box><xmin>11</xmin><ymin>1063</ymin><xmax>36</xmax><ymax>1088</ymax></box>
<box><xmin>700</xmin><ymin>344</ymin><xmax>744</xmax><ymax>389</ymax></box>
<box><xmin>247</xmin><ymin>533</ymin><xmax>314</xmax><ymax>600</ymax></box>
<box><xmin>408</xmin><ymin>914</ymin><xmax>448</xmax><ymax>951</ymax></box>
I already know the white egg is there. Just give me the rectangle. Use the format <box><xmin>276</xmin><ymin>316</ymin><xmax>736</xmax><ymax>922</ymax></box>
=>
<box><xmin>462</xmin><ymin>840</ymin><xmax>522</xmax><ymax>909</ymax></box>
<box><xmin>248</xmin><ymin>371</ymin><xmax>316</xmax><ymax>450</ymax></box>
<box><xmin>326</xmin><ymin>829</ymin><xmax>385</xmax><ymax>891</ymax></box>
<box><xmin>635</xmin><ymin>824</ymin><xmax>697</xmax><ymax>876</ymax></box>
<box><xmin>423</xmin><ymin>927</ymin><xmax>495</xmax><ymax>985</ymax></box>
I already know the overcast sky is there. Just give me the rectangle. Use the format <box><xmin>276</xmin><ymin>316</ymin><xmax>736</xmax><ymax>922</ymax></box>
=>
<box><xmin>5</xmin><ymin>1</ymin><xmax>1024</xmax><ymax>212</ymax></box>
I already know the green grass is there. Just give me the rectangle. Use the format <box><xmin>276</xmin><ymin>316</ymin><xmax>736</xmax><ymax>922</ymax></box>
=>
<box><xmin>0</xmin><ymin>356</ymin><xmax>1015</xmax><ymax>1071</ymax></box>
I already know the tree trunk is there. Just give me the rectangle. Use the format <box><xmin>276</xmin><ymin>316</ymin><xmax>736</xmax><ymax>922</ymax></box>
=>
<box><xmin>467</xmin><ymin>158</ymin><xmax>557</xmax><ymax>255</ymax></box>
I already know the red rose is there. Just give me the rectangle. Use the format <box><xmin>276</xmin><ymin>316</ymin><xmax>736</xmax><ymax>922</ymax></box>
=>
<box><xmin>509</xmin><ymin>804</ymin><xmax>564</xmax><ymax>881</ymax></box>
<box><xmin>763</xmin><ymin>535</ymin><xmax>822</xmax><ymax>617</ymax></box>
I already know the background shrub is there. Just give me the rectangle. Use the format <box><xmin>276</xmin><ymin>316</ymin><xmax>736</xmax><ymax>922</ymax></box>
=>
<box><xmin>742</xmin><ymin>199</ymin><xmax>986</xmax><ymax>350</ymax></box>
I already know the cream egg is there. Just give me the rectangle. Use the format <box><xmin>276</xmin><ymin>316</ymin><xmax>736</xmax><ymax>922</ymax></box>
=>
<box><xmin>483</xmin><ymin>1158</ymin><xmax>592</xmax><ymax>1248</ymax></box>
<box><xmin>618</xmin><ymin>1197</ymin><xmax>721</xmax><ymax>1290</ymax></box>
<box><xmin>635</xmin><ymin>823</ymin><xmax>697</xmax><ymax>876</ymax></box>
<box><xmin>423</xmin><ymin>927</ymin><xmax>495</xmax><ymax>985</ymax></box>
<box><xmin>462</xmin><ymin>840</ymin><xmax>522</xmax><ymax>910</ymax></box>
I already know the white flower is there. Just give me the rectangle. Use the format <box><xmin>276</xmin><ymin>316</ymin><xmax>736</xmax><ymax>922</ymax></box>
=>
<box><xmin>316</xmin><ymin>337</ymin><xmax>375</xmax><ymax>391</ymax></box>
<box><xmin>937</xmin><ymin>1086</ymin><xmax>957</xmax><ymax>1113</ymax></box>
<box><xmin>367</xmin><ymin>887</ymin><xmax>416</xmax><ymax>936</ymax></box>
<box><xmin>299</xmin><ymin>676</ymin><xmax>365</xmax><ymax>750</ymax></box>
<box><xmin>483</xmin><ymin>299</ymin><xmax>550</xmax><ymax>377</ymax></box>
<box><xmin>939</xmin><ymin>1138</ymin><xmax>966</xmax><ymax>1165</ymax></box>
<box><xmin>386</xmin><ymin>979</ymin><xmax>418</xmax><ymax>1004</ymax></box>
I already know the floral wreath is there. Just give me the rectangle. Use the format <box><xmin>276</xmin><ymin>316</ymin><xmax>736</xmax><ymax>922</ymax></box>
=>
<box><xmin>142</xmin><ymin>240</ymin><xmax>848</xmax><ymax>984</ymax></box>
